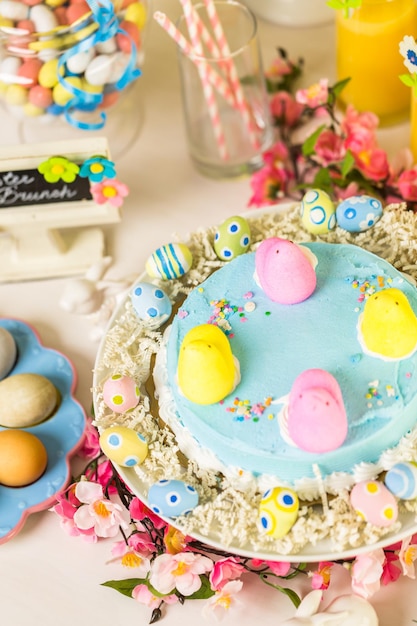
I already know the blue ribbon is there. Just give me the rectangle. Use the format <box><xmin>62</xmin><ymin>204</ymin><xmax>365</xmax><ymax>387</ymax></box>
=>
<box><xmin>57</xmin><ymin>0</ymin><xmax>141</xmax><ymax>131</ymax></box>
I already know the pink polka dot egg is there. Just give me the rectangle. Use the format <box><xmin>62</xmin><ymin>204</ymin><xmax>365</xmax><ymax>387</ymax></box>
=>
<box><xmin>350</xmin><ymin>480</ymin><xmax>398</xmax><ymax>527</ymax></box>
<box><xmin>99</xmin><ymin>425</ymin><xmax>148</xmax><ymax>467</ymax></box>
<box><xmin>102</xmin><ymin>374</ymin><xmax>140</xmax><ymax>413</ymax></box>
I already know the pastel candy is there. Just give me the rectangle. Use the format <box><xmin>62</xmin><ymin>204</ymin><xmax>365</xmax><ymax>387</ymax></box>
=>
<box><xmin>213</xmin><ymin>215</ymin><xmax>251</xmax><ymax>261</ymax></box>
<box><xmin>359</xmin><ymin>288</ymin><xmax>417</xmax><ymax>359</ymax></box>
<box><xmin>287</xmin><ymin>369</ymin><xmax>347</xmax><ymax>453</ymax></box>
<box><xmin>146</xmin><ymin>243</ymin><xmax>193</xmax><ymax>280</ymax></box>
<box><xmin>99</xmin><ymin>426</ymin><xmax>148</xmax><ymax>466</ymax></box>
<box><xmin>350</xmin><ymin>480</ymin><xmax>398</xmax><ymax>527</ymax></box>
<box><xmin>255</xmin><ymin>237</ymin><xmax>317</xmax><ymax>304</ymax></box>
<box><xmin>258</xmin><ymin>486</ymin><xmax>299</xmax><ymax>539</ymax></box>
<box><xmin>130</xmin><ymin>281</ymin><xmax>172</xmax><ymax>326</ymax></box>
<box><xmin>336</xmin><ymin>194</ymin><xmax>383</xmax><ymax>233</ymax></box>
<box><xmin>148</xmin><ymin>479</ymin><xmax>199</xmax><ymax>518</ymax></box>
<box><xmin>102</xmin><ymin>374</ymin><xmax>140</xmax><ymax>413</ymax></box>
<box><xmin>301</xmin><ymin>188</ymin><xmax>336</xmax><ymax>234</ymax></box>
<box><xmin>177</xmin><ymin>323</ymin><xmax>240</xmax><ymax>404</ymax></box>
<box><xmin>385</xmin><ymin>462</ymin><xmax>417</xmax><ymax>499</ymax></box>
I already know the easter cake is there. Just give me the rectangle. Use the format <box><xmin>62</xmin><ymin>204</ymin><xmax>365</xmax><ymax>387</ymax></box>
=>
<box><xmin>93</xmin><ymin>202</ymin><xmax>417</xmax><ymax>556</ymax></box>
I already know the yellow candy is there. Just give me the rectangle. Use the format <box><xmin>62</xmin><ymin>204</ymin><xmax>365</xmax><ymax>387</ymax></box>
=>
<box><xmin>45</xmin><ymin>0</ymin><xmax>67</xmax><ymax>7</ymax></box>
<box><xmin>81</xmin><ymin>78</ymin><xmax>103</xmax><ymax>95</ymax></box>
<box><xmin>360</xmin><ymin>288</ymin><xmax>417</xmax><ymax>359</ymax></box>
<box><xmin>0</xmin><ymin>17</ymin><xmax>13</xmax><ymax>27</ymax></box>
<box><xmin>5</xmin><ymin>84</ymin><xmax>28</xmax><ymax>105</ymax></box>
<box><xmin>124</xmin><ymin>1</ymin><xmax>147</xmax><ymax>29</ymax></box>
<box><xmin>177</xmin><ymin>324</ymin><xmax>239</xmax><ymax>405</ymax></box>
<box><xmin>52</xmin><ymin>76</ymin><xmax>82</xmax><ymax>106</ymax></box>
<box><xmin>23</xmin><ymin>102</ymin><xmax>45</xmax><ymax>117</ymax></box>
<box><xmin>38</xmin><ymin>58</ymin><xmax>64</xmax><ymax>88</ymax></box>
<box><xmin>259</xmin><ymin>487</ymin><xmax>299</xmax><ymax>539</ymax></box>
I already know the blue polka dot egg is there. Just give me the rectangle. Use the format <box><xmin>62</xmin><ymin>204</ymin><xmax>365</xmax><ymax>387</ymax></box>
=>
<box><xmin>145</xmin><ymin>243</ymin><xmax>193</xmax><ymax>280</ymax></box>
<box><xmin>99</xmin><ymin>426</ymin><xmax>148</xmax><ymax>467</ymax></box>
<box><xmin>148</xmin><ymin>479</ymin><xmax>199</xmax><ymax>518</ymax></box>
<box><xmin>301</xmin><ymin>189</ymin><xmax>336</xmax><ymax>234</ymax></box>
<box><xmin>213</xmin><ymin>216</ymin><xmax>251</xmax><ymax>261</ymax></box>
<box><xmin>131</xmin><ymin>282</ymin><xmax>172</xmax><ymax>326</ymax></box>
<box><xmin>385</xmin><ymin>461</ymin><xmax>417</xmax><ymax>500</ymax></box>
<box><xmin>258</xmin><ymin>486</ymin><xmax>299</xmax><ymax>539</ymax></box>
<box><xmin>336</xmin><ymin>195</ymin><xmax>383</xmax><ymax>233</ymax></box>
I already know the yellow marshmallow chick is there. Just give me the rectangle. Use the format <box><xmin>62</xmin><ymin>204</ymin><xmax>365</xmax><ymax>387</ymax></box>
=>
<box><xmin>177</xmin><ymin>324</ymin><xmax>240</xmax><ymax>404</ymax></box>
<box><xmin>359</xmin><ymin>287</ymin><xmax>417</xmax><ymax>359</ymax></box>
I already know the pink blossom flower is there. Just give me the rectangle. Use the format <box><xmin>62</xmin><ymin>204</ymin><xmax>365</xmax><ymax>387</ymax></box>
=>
<box><xmin>128</xmin><ymin>531</ymin><xmax>156</xmax><ymax>555</ymax></box>
<box><xmin>296</xmin><ymin>78</ymin><xmax>329</xmax><ymax>108</ymax></box>
<box><xmin>263</xmin><ymin>140</ymin><xmax>289</xmax><ymax>167</ymax></box>
<box><xmin>130</xmin><ymin>496</ymin><xmax>167</xmax><ymax>530</ymax></box>
<box><xmin>345</xmin><ymin>131</ymin><xmax>389</xmax><ymax>181</ymax></box>
<box><xmin>90</xmin><ymin>178</ymin><xmax>129</xmax><ymax>207</ymax></box>
<box><xmin>399</xmin><ymin>536</ymin><xmax>417</xmax><ymax>578</ymax></box>
<box><xmin>78</xmin><ymin>417</ymin><xmax>101</xmax><ymax>459</ymax></box>
<box><xmin>132</xmin><ymin>584</ymin><xmax>178</xmax><ymax>609</ymax></box>
<box><xmin>85</xmin><ymin>459</ymin><xmax>118</xmax><ymax>494</ymax></box>
<box><xmin>341</xmin><ymin>104</ymin><xmax>379</xmax><ymax>135</ymax></box>
<box><xmin>150</xmin><ymin>552</ymin><xmax>213</xmax><ymax>596</ymax></box>
<box><xmin>333</xmin><ymin>181</ymin><xmax>361</xmax><ymax>201</ymax></box>
<box><xmin>73</xmin><ymin>481</ymin><xmax>130</xmax><ymax>538</ymax></box>
<box><xmin>164</xmin><ymin>525</ymin><xmax>190</xmax><ymax>554</ymax></box>
<box><xmin>248</xmin><ymin>559</ymin><xmax>291</xmax><ymax>576</ymax></box>
<box><xmin>311</xmin><ymin>561</ymin><xmax>334</xmax><ymax>590</ymax></box>
<box><xmin>248</xmin><ymin>163</ymin><xmax>292</xmax><ymax>207</ymax></box>
<box><xmin>313</xmin><ymin>129</ymin><xmax>346</xmax><ymax>166</ymax></box>
<box><xmin>381</xmin><ymin>552</ymin><xmax>401</xmax><ymax>585</ymax></box>
<box><xmin>270</xmin><ymin>91</ymin><xmax>303</xmax><ymax>127</ymax></box>
<box><xmin>265</xmin><ymin>56</ymin><xmax>293</xmax><ymax>79</ymax></box>
<box><xmin>209</xmin><ymin>558</ymin><xmax>245</xmax><ymax>591</ymax></box>
<box><xmin>108</xmin><ymin>540</ymin><xmax>151</xmax><ymax>576</ymax></box>
<box><xmin>397</xmin><ymin>167</ymin><xmax>417</xmax><ymax>201</ymax></box>
<box><xmin>351</xmin><ymin>549</ymin><xmax>385</xmax><ymax>598</ymax></box>
<box><xmin>202</xmin><ymin>580</ymin><xmax>243</xmax><ymax>620</ymax></box>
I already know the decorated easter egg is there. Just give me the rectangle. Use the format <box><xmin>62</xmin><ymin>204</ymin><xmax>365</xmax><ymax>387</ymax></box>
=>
<box><xmin>130</xmin><ymin>281</ymin><xmax>172</xmax><ymax>325</ymax></box>
<box><xmin>0</xmin><ymin>326</ymin><xmax>17</xmax><ymax>380</ymax></box>
<box><xmin>336</xmin><ymin>195</ymin><xmax>383</xmax><ymax>233</ymax></box>
<box><xmin>258</xmin><ymin>486</ymin><xmax>299</xmax><ymax>539</ymax></box>
<box><xmin>385</xmin><ymin>462</ymin><xmax>417</xmax><ymax>499</ymax></box>
<box><xmin>102</xmin><ymin>374</ymin><xmax>140</xmax><ymax>413</ymax></box>
<box><xmin>300</xmin><ymin>188</ymin><xmax>336</xmax><ymax>234</ymax></box>
<box><xmin>350</xmin><ymin>480</ymin><xmax>398</xmax><ymax>527</ymax></box>
<box><xmin>213</xmin><ymin>215</ymin><xmax>251</xmax><ymax>261</ymax></box>
<box><xmin>99</xmin><ymin>426</ymin><xmax>148</xmax><ymax>467</ymax></box>
<box><xmin>0</xmin><ymin>429</ymin><xmax>48</xmax><ymax>487</ymax></box>
<box><xmin>145</xmin><ymin>243</ymin><xmax>193</xmax><ymax>280</ymax></box>
<box><xmin>0</xmin><ymin>373</ymin><xmax>58</xmax><ymax>428</ymax></box>
<box><xmin>148</xmin><ymin>479</ymin><xmax>199</xmax><ymax>517</ymax></box>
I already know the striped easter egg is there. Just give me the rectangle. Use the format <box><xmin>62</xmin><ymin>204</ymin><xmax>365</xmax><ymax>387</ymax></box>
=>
<box><xmin>385</xmin><ymin>461</ymin><xmax>417</xmax><ymax>500</ymax></box>
<box><xmin>145</xmin><ymin>243</ymin><xmax>193</xmax><ymax>280</ymax></box>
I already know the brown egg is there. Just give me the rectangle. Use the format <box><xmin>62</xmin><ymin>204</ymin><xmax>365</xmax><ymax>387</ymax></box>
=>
<box><xmin>0</xmin><ymin>373</ymin><xmax>59</xmax><ymax>428</ymax></box>
<box><xmin>0</xmin><ymin>430</ymin><xmax>48</xmax><ymax>487</ymax></box>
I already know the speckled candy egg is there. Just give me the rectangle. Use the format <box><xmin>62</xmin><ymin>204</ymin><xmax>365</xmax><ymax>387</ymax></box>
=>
<box><xmin>258</xmin><ymin>486</ymin><xmax>299</xmax><ymax>539</ymax></box>
<box><xmin>350</xmin><ymin>480</ymin><xmax>398</xmax><ymax>527</ymax></box>
<box><xmin>0</xmin><ymin>327</ymin><xmax>16</xmax><ymax>380</ymax></box>
<box><xmin>145</xmin><ymin>243</ymin><xmax>193</xmax><ymax>280</ymax></box>
<box><xmin>130</xmin><ymin>282</ymin><xmax>172</xmax><ymax>326</ymax></box>
<box><xmin>213</xmin><ymin>216</ymin><xmax>251</xmax><ymax>261</ymax></box>
<box><xmin>301</xmin><ymin>189</ymin><xmax>336</xmax><ymax>234</ymax></box>
<box><xmin>0</xmin><ymin>372</ymin><xmax>58</xmax><ymax>428</ymax></box>
<box><xmin>99</xmin><ymin>426</ymin><xmax>148</xmax><ymax>467</ymax></box>
<box><xmin>385</xmin><ymin>462</ymin><xmax>417</xmax><ymax>500</ymax></box>
<box><xmin>102</xmin><ymin>374</ymin><xmax>140</xmax><ymax>413</ymax></box>
<box><xmin>148</xmin><ymin>479</ymin><xmax>199</xmax><ymax>517</ymax></box>
<box><xmin>336</xmin><ymin>195</ymin><xmax>383</xmax><ymax>233</ymax></box>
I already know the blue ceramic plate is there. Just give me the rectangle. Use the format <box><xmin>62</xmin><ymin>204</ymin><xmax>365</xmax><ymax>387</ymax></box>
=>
<box><xmin>0</xmin><ymin>319</ymin><xmax>86</xmax><ymax>544</ymax></box>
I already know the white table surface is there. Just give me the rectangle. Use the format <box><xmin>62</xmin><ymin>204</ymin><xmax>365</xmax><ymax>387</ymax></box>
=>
<box><xmin>0</xmin><ymin>1</ymin><xmax>415</xmax><ymax>623</ymax></box>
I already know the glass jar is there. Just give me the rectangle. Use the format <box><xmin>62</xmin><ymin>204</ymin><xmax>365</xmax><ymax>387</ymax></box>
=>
<box><xmin>241</xmin><ymin>0</ymin><xmax>334</xmax><ymax>27</ymax></box>
<box><xmin>336</xmin><ymin>0</ymin><xmax>417</xmax><ymax>125</ymax></box>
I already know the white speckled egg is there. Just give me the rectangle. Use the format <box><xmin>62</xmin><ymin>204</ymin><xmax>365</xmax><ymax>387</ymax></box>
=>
<box><xmin>350</xmin><ymin>480</ymin><xmax>398</xmax><ymax>527</ymax></box>
<box><xmin>213</xmin><ymin>216</ymin><xmax>251</xmax><ymax>261</ymax></box>
<box><xmin>0</xmin><ymin>372</ymin><xmax>58</xmax><ymax>428</ymax></box>
<box><xmin>130</xmin><ymin>282</ymin><xmax>172</xmax><ymax>325</ymax></box>
<box><xmin>336</xmin><ymin>195</ymin><xmax>383</xmax><ymax>232</ymax></box>
<box><xmin>102</xmin><ymin>374</ymin><xmax>140</xmax><ymax>413</ymax></box>
<box><xmin>145</xmin><ymin>243</ymin><xmax>193</xmax><ymax>280</ymax></box>
<box><xmin>0</xmin><ymin>327</ymin><xmax>16</xmax><ymax>380</ymax></box>
<box><xmin>385</xmin><ymin>462</ymin><xmax>417</xmax><ymax>500</ymax></box>
<box><xmin>148</xmin><ymin>479</ymin><xmax>199</xmax><ymax>517</ymax></box>
<box><xmin>301</xmin><ymin>188</ymin><xmax>336</xmax><ymax>234</ymax></box>
<box><xmin>99</xmin><ymin>426</ymin><xmax>148</xmax><ymax>466</ymax></box>
<box><xmin>258</xmin><ymin>486</ymin><xmax>299</xmax><ymax>539</ymax></box>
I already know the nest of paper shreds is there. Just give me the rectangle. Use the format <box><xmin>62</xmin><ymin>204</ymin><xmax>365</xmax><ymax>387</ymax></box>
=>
<box><xmin>93</xmin><ymin>202</ymin><xmax>417</xmax><ymax>557</ymax></box>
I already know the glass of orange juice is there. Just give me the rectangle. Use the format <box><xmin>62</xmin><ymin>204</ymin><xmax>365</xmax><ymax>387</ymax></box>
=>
<box><xmin>336</xmin><ymin>0</ymin><xmax>417</xmax><ymax>125</ymax></box>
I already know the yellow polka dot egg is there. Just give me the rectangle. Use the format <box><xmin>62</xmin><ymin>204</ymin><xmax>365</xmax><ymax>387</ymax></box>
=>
<box><xmin>350</xmin><ymin>480</ymin><xmax>398</xmax><ymax>527</ymax></box>
<box><xmin>301</xmin><ymin>188</ymin><xmax>336</xmax><ymax>234</ymax></box>
<box><xmin>102</xmin><ymin>374</ymin><xmax>140</xmax><ymax>414</ymax></box>
<box><xmin>258</xmin><ymin>486</ymin><xmax>299</xmax><ymax>539</ymax></box>
<box><xmin>99</xmin><ymin>426</ymin><xmax>148</xmax><ymax>467</ymax></box>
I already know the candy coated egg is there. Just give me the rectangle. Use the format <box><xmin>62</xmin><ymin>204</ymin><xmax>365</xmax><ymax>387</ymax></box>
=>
<box><xmin>213</xmin><ymin>215</ymin><xmax>251</xmax><ymax>261</ymax></box>
<box><xmin>145</xmin><ymin>243</ymin><xmax>193</xmax><ymax>280</ymax></box>
<box><xmin>148</xmin><ymin>479</ymin><xmax>199</xmax><ymax>517</ymax></box>
<box><xmin>0</xmin><ymin>56</ymin><xmax>22</xmax><ymax>84</ymax></box>
<box><xmin>385</xmin><ymin>462</ymin><xmax>417</xmax><ymax>499</ymax></box>
<box><xmin>259</xmin><ymin>486</ymin><xmax>299</xmax><ymax>539</ymax></box>
<box><xmin>17</xmin><ymin>18</ymin><xmax>35</xmax><ymax>32</ymax></box>
<box><xmin>23</xmin><ymin>101</ymin><xmax>44</xmax><ymax>116</ymax></box>
<box><xmin>29</xmin><ymin>84</ymin><xmax>52</xmax><ymax>108</ymax></box>
<box><xmin>52</xmin><ymin>75</ymin><xmax>82</xmax><ymax>106</ymax></box>
<box><xmin>17</xmin><ymin>58</ymin><xmax>42</xmax><ymax>87</ymax></box>
<box><xmin>99</xmin><ymin>426</ymin><xmax>148</xmax><ymax>466</ymax></box>
<box><xmin>116</xmin><ymin>20</ymin><xmax>140</xmax><ymax>54</ymax></box>
<box><xmin>0</xmin><ymin>0</ymin><xmax>29</xmax><ymax>20</ymax></box>
<box><xmin>84</xmin><ymin>54</ymin><xmax>114</xmax><ymax>86</ymax></box>
<box><xmin>38</xmin><ymin>58</ymin><xmax>63</xmax><ymax>88</ymax></box>
<box><xmin>350</xmin><ymin>480</ymin><xmax>398</xmax><ymax>527</ymax></box>
<box><xmin>130</xmin><ymin>282</ymin><xmax>172</xmax><ymax>325</ymax></box>
<box><xmin>125</xmin><ymin>2</ymin><xmax>147</xmax><ymax>29</ymax></box>
<box><xmin>301</xmin><ymin>188</ymin><xmax>336</xmax><ymax>234</ymax></box>
<box><xmin>65</xmin><ymin>1</ymin><xmax>89</xmax><ymax>24</ymax></box>
<box><xmin>5</xmin><ymin>84</ymin><xmax>28</xmax><ymax>105</ymax></box>
<box><xmin>30</xmin><ymin>4</ymin><xmax>58</xmax><ymax>31</ymax></box>
<box><xmin>0</xmin><ymin>327</ymin><xmax>17</xmax><ymax>380</ymax></box>
<box><xmin>66</xmin><ymin>48</ymin><xmax>94</xmax><ymax>75</ymax></box>
<box><xmin>336</xmin><ymin>195</ymin><xmax>383</xmax><ymax>233</ymax></box>
<box><xmin>0</xmin><ymin>429</ymin><xmax>48</xmax><ymax>487</ymax></box>
<box><xmin>0</xmin><ymin>372</ymin><xmax>58</xmax><ymax>428</ymax></box>
<box><xmin>96</xmin><ymin>37</ymin><xmax>117</xmax><ymax>55</ymax></box>
<box><xmin>102</xmin><ymin>374</ymin><xmax>140</xmax><ymax>413</ymax></box>
<box><xmin>107</xmin><ymin>51</ymin><xmax>130</xmax><ymax>84</ymax></box>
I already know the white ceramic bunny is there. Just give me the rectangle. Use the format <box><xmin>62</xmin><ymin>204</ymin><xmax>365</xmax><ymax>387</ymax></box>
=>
<box><xmin>281</xmin><ymin>590</ymin><xmax>379</xmax><ymax>626</ymax></box>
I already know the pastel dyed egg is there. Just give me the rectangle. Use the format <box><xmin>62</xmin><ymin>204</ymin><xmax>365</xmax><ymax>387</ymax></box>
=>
<box><xmin>301</xmin><ymin>188</ymin><xmax>336</xmax><ymax>234</ymax></box>
<box><xmin>0</xmin><ymin>327</ymin><xmax>17</xmax><ymax>380</ymax></box>
<box><xmin>130</xmin><ymin>282</ymin><xmax>172</xmax><ymax>325</ymax></box>
<box><xmin>258</xmin><ymin>486</ymin><xmax>299</xmax><ymax>539</ymax></box>
<box><xmin>385</xmin><ymin>462</ymin><xmax>417</xmax><ymax>500</ymax></box>
<box><xmin>145</xmin><ymin>243</ymin><xmax>193</xmax><ymax>280</ymax></box>
<box><xmin>0</xmin><ymin>429</ymin><xmax>48</xmax><ymax>487</ymax></box>
<box><xmin>213</xmin><ymin>215</ymin><xmax>251</xmax><ymax>261</ymax></box>
<box><xmin>0</xmin><ymin>373</ymin><xmax>58</xmax><ymax>428</ymax></box>
<box><xmin>148</xmin><ymin>479</ymin><xmax>199</xmax><ymax>517</ymax></box>
<box><xmin>102</xmin><ymin>374</ymin><xmax>140</xmax><ymax>413</ymax></box>
<box><xmin>336</xmin><ymin>195</ymin><xmax>383</xmax><ymax>233</ymax></box>
<box><xmin>99</xmin><ymin>426</ymin><xmax>148</xmax><ymax>466</ymax></box>
<box><xmin>350</xmin><ymin>480</ymin><xmax>398</xmax><ymax>527</ymax></box>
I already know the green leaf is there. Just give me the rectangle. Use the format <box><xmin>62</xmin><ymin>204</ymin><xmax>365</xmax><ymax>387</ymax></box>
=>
<box><xmin>331</xmin><ymin>77</ymin><xmax>351</xmax><ymax>98</ymax></box>
<box><xmin>341</xmin><ymin>150</ymin><xmax>355</xmax><ymax>177</ymax></box>
<box><xmin>312</xmin><ymin>167</ymin><xmax>333</xmax><ymax>190</ymax></box>
<box><xmin>101</xmin><ymin>578</ymin><xmax>171</xmax><ymax>600</ymax></box>
<box><xmin>185</xmin><ymin>575</ymin><xmax>216</xmax><ymax>600</ymax></box>
<box><xmin>302</xmin><ymin>125</ymin><xmax>326</xmax><ymax>156</ymax></box>
<box><xmin>399</xmin><ymin>73</ymin><xmax>416</xmax><ymax>88</ymax></box>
